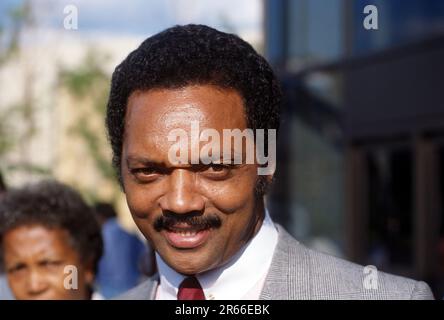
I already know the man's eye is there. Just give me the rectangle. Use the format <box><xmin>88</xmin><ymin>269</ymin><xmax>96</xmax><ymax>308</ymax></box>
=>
<box><xmin>130</xmin><ymin>167</ymin><xmax>165</xmax><ymax>183</ymax></box>
<box><xmin>200</xmin><ymin>164</ymin><xmax>232</xmax><ymax>179</ymax></box>
<box><xmin>131</xmin><ymin>168</ymin><xmax>159</xmax><ymax>176</ymax></box>
<box><xmin>209</xmin><ymin>164</ymin><xmax>227</xmax><ymax>172</ymax></box>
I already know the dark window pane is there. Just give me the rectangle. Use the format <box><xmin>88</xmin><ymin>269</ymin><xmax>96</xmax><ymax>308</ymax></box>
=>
<box><xmin>366</xmin><ymin>147</ymin><xmax>413</xmax><ymax>272</ymax></box>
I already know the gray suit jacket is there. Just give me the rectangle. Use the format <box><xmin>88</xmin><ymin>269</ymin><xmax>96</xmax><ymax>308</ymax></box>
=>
<box><xmin>116</xmin><ymin>225</ymin><xmax>434</xmax><ymax>300</ymax></box>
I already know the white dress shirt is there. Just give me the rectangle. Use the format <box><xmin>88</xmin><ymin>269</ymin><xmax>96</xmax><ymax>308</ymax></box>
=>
<box><xmin>155</xmin><ymin>210</ymin><xmax>278</xmax><ymax>300</ymax></box>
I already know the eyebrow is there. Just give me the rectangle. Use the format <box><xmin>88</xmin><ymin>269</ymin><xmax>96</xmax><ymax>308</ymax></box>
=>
<box><xmin>126</xmin><ymin>156</ymin><xmax>163</xmax><ymax>167</ymax></box>
<box><xmin>126</xmin><ymin>156</ymin><xmax>192</xmax><ymax>170</ymax></box>
<box><xmin>125</xmin><ymin>155</ymin><xmax>238</xmax><ymax>168</ymax></box>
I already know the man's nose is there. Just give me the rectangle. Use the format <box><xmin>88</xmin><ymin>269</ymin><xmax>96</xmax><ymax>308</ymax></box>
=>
<box><xmin>26</xmin><ymin>269</ymin><xmax>49</xmax><ymax>296</ymax></box>
<box><xmin>159</xmin><ymin>169</ymin><xmax>205</xmax><ymax>214</ymax></box>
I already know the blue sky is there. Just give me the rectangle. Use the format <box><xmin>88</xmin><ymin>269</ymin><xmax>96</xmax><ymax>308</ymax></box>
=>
<box><xmin>0</xmin><ymin>0</ymin><xmax>262</xmax><ymax>37</ymax></box>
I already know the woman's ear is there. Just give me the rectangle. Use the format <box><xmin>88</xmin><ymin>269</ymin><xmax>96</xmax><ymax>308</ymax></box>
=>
<box><xmin>83</xmin><ymin>260</ymin><xmax>95</xmax><ymax>286</ymax></box>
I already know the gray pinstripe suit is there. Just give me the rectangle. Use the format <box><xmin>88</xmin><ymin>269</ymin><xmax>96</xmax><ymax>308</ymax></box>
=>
<box><xmin>116</xmin><ymin>225</ymin><xmax>434</xmax><ymax>300</ymax></box>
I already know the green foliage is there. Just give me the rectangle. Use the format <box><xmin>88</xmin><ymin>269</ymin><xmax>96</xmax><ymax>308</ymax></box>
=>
<box><xmin>68</xmin><ymin>115</ymin><xmax>116</xmax><ymax>181</ymax></box>
<box><xmin>0</xmin><ymin>107</ymin><xmax>15</xmax><ymax>156</ymax></box>
<box><xmin>0</xmin><ymin>1</ymin><xmax>45</xmax><ymax>178</ymax></box>
<box><xmin>0</xmin><ymin>1</ymin><xmax>33</xmax><ymax>65</ymax></box>
<box><xmin>59</xmin><ymin>51</ymin><xmax>110</xmax><ymax>99</ymax></box>
<box><xmin>59</xmin><ymin>49</ymin><xmax>119</xmax><ymax>202</ymax></box>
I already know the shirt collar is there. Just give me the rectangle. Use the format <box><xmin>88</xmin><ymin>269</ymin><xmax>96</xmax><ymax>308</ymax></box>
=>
<box><xmin>156</xmin><ymin>210</ymin><xmax>278</xmax><ymax>300</ymax></box>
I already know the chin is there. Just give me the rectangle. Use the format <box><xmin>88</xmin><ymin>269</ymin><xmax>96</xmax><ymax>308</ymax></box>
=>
<box><xmin>163</xmin><ymin>250</ymin><xmax>218</xmax><ymax>275</ymax></box>
<box><xmin>171</xmin><ymin>258</ymin><xmax>211</xmax><ymax>275</ymax></box>
<box><xmin>175</xmin><ymin>265</ymin><xmax>203</xmax><ymax>275</ymax></box>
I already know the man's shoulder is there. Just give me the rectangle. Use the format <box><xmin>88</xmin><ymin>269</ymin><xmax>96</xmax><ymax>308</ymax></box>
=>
<box><xmin>302</xmin><ymin>242</ymin><xmax>432</xmax><ymax>299</ymax></box>
<box><xmin>113</xmin><ymin>276</ymin><xmax>158</xmax><ymax>300</ymax></box>
<box><xmin>265</xmin><ymin>225</ymin><xmax>434</xmax><ymax>300</ymax></box>
<box><xmin>113</xmin><ymin>226</ymin><xmax>435</xmax><ymax>300</ymax></box>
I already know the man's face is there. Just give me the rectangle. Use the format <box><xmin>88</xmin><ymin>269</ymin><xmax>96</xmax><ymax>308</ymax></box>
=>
<box><xmin>3</xmin><ymin>224</ymin><xmax>93</xmax><ymax>300</ymax></box>
<box><xmin>122</xmin><ymin>85</ymin><xmax>264</xmax><ymax>275</ymax></box>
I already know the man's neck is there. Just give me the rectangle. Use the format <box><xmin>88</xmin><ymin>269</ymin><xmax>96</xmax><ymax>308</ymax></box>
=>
<box><xmin>246</xmin><ymin>199</ymin><xmax>267</xmax><ymax>244</ymax></box>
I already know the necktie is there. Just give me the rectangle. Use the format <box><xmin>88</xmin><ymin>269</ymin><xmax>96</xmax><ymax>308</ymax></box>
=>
<box><xmin>177</xmin><ymin>276</ymin><xmax>206</xmax><ymax>300</ymax></box>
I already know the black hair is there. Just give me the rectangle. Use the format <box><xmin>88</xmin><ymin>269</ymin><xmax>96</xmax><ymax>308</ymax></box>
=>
<box><xmin>94</xmin><ymin>202</ymin><xmax>117</xmax><ymax>221</ymax></box>
<box><xmin>0</xmin><ymin>171</ymin><xmax>6</xmax><ymax>194</ymax></box>
<box><xmin>0</xmin><ymin>180</ymin><xmax>103</xmax><ymax>274</ymax></box>
<box><xmin>105</xmin><ymin>24</ymin><xmax>282</xmax><ymax>185</ymax></box>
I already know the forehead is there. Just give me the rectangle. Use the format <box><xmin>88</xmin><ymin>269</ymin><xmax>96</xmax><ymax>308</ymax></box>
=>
<box><xmin>123</xmin><ymin>85</ymin><xmax>248</xmax><ymax>161</ymax></box>
<box><xmin>126</xmin><ymin>85</ymin><xmax>247</xmax><ymax>131</ymax></box>
<box><xmin>3</xmin><ymin>225</ymin><xmax>74</xmax><ymax>260</ymax></box>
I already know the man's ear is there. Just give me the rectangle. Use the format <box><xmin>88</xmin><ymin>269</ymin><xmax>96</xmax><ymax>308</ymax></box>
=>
<box><xmin>255</xmin><ymin>174</ymin><xmax>274</xmax><ymax>197</ymax></box>
<box><xmin>265</xmin><ymin>174</ymin><xmax>274</xmax><ymax>185</ymax></box>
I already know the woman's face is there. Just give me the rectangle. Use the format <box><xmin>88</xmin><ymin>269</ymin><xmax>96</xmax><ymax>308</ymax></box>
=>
<box><xmin>2</xmin><ymin>224</ymin><xmax>94</xmax><ymax>300</ymax></box>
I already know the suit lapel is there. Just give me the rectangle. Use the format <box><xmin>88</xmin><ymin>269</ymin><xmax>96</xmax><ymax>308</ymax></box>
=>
<box><xmin>260</xmin><ymin>224</ymin><xmax>311</xmax><ymax>299</ymax></box>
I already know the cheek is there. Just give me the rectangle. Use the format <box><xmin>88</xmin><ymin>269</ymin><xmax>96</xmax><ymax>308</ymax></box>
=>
<box><xmin>124</xmin><ymin>183</ymin><xmax>160</xmax><ymax>219</ymax></box>
<box><xmin>52</xmin><ymin>266</ymin><xmax>88</xmax><ymax>299</ymax></box>
<box><xmin>201</xmin><ymin>170</ymin><xmax>257</xmax><ymax>213</ymax></box>
<box><xmin>48</xmin><ymin>269</ymin><xmax>67</xmax><ymax>288</ymax></box>
<box><xmin>7</xmin><ymin>275</ymin><xmax>25</xmax><ymax>296</ymax></box>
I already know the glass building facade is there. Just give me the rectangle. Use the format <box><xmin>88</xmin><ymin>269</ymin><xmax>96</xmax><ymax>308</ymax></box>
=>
<box><xmin>264</xmin><ymin>0</ymin><xmax>444</xmax><ymax>298</ymax></box>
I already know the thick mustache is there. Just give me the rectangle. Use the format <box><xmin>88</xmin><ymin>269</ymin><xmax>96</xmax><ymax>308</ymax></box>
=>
<box><xmin>153</xmin><ymin>213</ymin><xmax>222</xmax><ymax>232</ymax></box>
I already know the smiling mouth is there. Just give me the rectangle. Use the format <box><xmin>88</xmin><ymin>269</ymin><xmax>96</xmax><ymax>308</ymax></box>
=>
<box><xmin>162</xmin><ymin>224</ymin><xmax>212</xmax><ymax>249</ymax></box>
